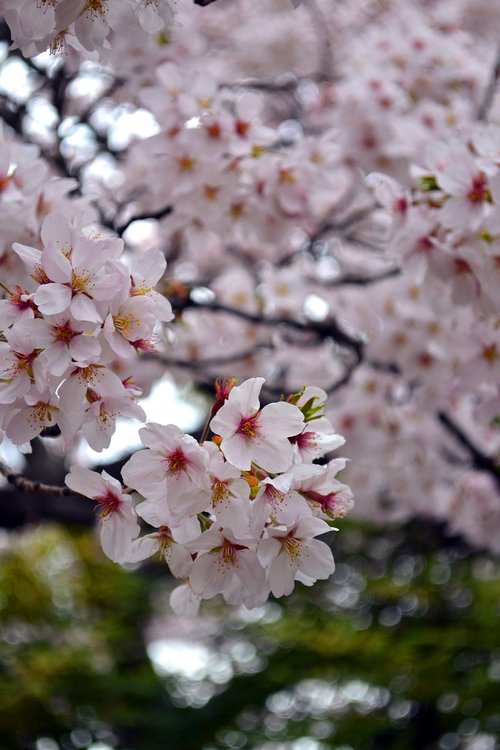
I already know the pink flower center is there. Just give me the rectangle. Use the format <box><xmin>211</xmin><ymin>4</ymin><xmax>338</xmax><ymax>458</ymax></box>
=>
<box><xmin>417</xmin><ymin>236</ymin><xmax>433</xmax><ymax>254</ymax></box>
<box><xmin>212</xmin><ymin>479</ymin><xmax>229</xmax><ymax>506</ymax></box>
<box><xmin>467</xmin><ymin>173</ymin><xmax>488</xmax><ymax>204</ymax></box>
<box><xmin>237</xmin><ymin>414</ymin><xmax>260</xmax><ymax>440</ymax></box>
<box><xmin>306</xmin><ymin>489</ymin><xmax>340</xmax><ymax>515</ymax></box>
<box><xmin>221</xmin><ymin>538</ymin><xmax>238</xmax><ymax>564</ymax></box>
<box><xmin>132</xmin><ymin>337</ymin><xmax>157</xmax><ymax>353</ymax></box>
<box><xmin>158</xmin><ymin>525</ymin><xmax>173</xmax><ymax>553</ymax></box>
<box><xmin>12</xmin><ymin>350</ymin><xmax>37</xmax><ymax>376</ymax></box>
<box><xmin>454</xmin><ymin>258</ymin><xmax>472</xmax><ymax>275</ymax></box>
<box><xmin>33</xmin><ymin>400</ymin><xmax>54</xmax><ymax>419</ymax></box>
<box><xmin>482</xmin><ymin>345</ymin><xmax>498</xmax><ymax>364</ymax></box>
<box><xmin>235</xmin><ymin>120</ymin><xmax>250</xmax><ymax>138</ymax></box>
<box><xmin>0</xmin><ymin>173</ymin><xmax>12</xmax><ymax>192</ymax></box>
<box><xmin>282</xmin><ymin>535</ymin><xmax>302</xmax><ymax>560</ymax></box>
<box><xmin>32</xmin><ymin>265</ymin><xmax>51</xmax><ymax>285</ymax></box>
<box><xmin>220</xmin><ymin>538</ymin><xmax>247</xmax><ymax>564</ymax></box>
<box><xmin>113</xmin><ymin>312</ymin><xmax>141</xmax><ymax>339</ymax></box>
<box><xmin>177</xmin><ymin>155</ymin><xmax>196</xmax><ymax>172</ymax></box>
<box><xmin>97</xmin><ymin>491</ymin><xmax>122</xmax><ymax>519</ymax></box>
<box><xmin>52</xmin><ymin>320</ymin><xmax>76</xmax><ymax>344</ymax></box>
<box><xmin>166</xmin><ymin>447</ymin><xmax>187</xmax><ymax>477</ymax></box>
<box><xmin>265</xmin><ymin>485</ymin><xmax>285</xmax><ymax>504</ymax></box>
<box><xmin>84</xmin><ymin>0</ymin><xmax>107</xmax><ymax>16</ymax></box>
<box><xmin>10</xmin><ymin>286</ymin><xmax>37</xmax><ymax>313</ymax></box>
<box><xmin>394</xmin><ymin>196</ymin><xmax>408</xmax><ymax>215</ymax></box>
<box><xmin>71</xmin><ymin>270</ymin><xmax>90</xmax><ymax>295</ymax></box>
<box><xmin>290</xmin><ymin>430</ymin><xmax>316</xmax><ymax>449</ymax></box>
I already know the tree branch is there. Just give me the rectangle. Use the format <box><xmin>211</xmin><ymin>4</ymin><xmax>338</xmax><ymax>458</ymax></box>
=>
<box><xmin>172</xmin><ymin>297</ymin><xmax>365</xmax><ymax>357</ymax></box>
<box><xmin>478</xmin><ymin>44</ymin><xmax>500</xmax><ymax>121</ymax></box>
<box><xmin>114</xmin><ymin>205</ymin><xmax>173</xmax><ymax>236</ymax></box>
<box><xmin>0</xmin><ymin>459</ymin><xmax>76</xmax><ymax>497</ymax></box>
<box><xmin>438</xmin><ymin>412</ymin><xmax>500</xmax><ymax>489</ymax></box>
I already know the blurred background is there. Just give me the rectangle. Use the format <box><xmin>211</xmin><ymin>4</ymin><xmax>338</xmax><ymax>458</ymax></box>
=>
<box><xmin>1</xmin><ymin>512</ymin><xmax>499</xmax><ymax>750</ymax></box>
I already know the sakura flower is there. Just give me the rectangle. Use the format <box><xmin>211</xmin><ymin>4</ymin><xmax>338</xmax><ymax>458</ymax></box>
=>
<box><xmin>121</xmin><ymin>423</ymin><xmax>209</xmax><ymax>521</ymax></box>
<box><xmin>124</xmin><ymin>525</ymin><xmax>193</xmax><ymax>577</ymax></box>
<box><xmin>4</xmin><ymin>388</ymin><xmax>63</xmax><ymax>445</ymax></box>
<box><xmin>189</xmin><ymin>526</ymin><xmax>268</xmax><ymax>608</ymax></box>
<box><xmin>56</xmin><ymin>0</ymin><xmax>120</xmax><ymax>52</ymax></box>
<box><xmin>0</xmin><ymin>327</ymin><xmax>47</xmax><ymax>404</ymax></box>
<box><xmin>13</xmin><ymin>213</ymin><xmax>124</xmax><ymax>323</ymax></box>
<box><xmin>252</xmin><ymin>472</ymin><xmax>312</xmax><ymax>531</ymax></box>
<box><xmin>24</xmin><ymin>315</ymin><xmax>100</xmax><ymax>376</ymax></box>
<box><xmin>81</xmin><ymin>390</ymin><xmax>146</xmax><ymax>452</ymax></box>
<box><xmin>204</xmin><ymin>441</ymin><xmax>252</xmax><ymax>537</ymax></box>
<box><xmin>135</xmin><ymin>498</ymin><xmax>200</xmax><ymax>543</ymax></box>
<box><xmin>169</xmin><ymin>583</ymin><xmax>201</xmax><ymax>618</ymax></box>
<box><xmin>135</xmin><ymin>0</ymin><xmax>176</xmax><ymax>34</ymax></box>
<box><xmin>57</xmin><ymin>362</ymin><xmax>126</xmax><ymax>404</ymax></box>
<box><xmin>366</xmin><ymin>171</ymin><xmax>410</xmax><ymax>228</ymax></box>
<box><xmin>437</xmin><ymin>147</ymin><xmax>493</xmax><ymax>231</ymax></box>
<box><xmin>291</xmin><ymin>417</ymin><xmax>345</xmax><ymax>463</ymax></box>
<box><xmin>65</xmin><ymin>466</ymin><xmax>140</xmax><ymax>563</ymax></box>
<box><xmin>258</xmin><ymin>517</ymin><xmax>335</xmax><ymax>598</ymax></box>
<box><xmin>103</xmin><ymin>296</ymin><xmax>157</xmax><ymax>358</ymax></box>
<box><xmin>291</xmin><ymin>461</ymin><xmax>354</xmax><ymax>520</ymax></box>
<box><xmin>210</xmin><ymin>377</ymin><xmax>304</xmax><ymax>473</ymax></box>
<box><xmin>2</xmin><ymin>1</ymin><xmax>56</xmax><ymax>57</ymax></box>
<box><xmin>128</xmin><ymin>247</ymin><xmax>174</xmax><ymax>322</ymax></box>
<box><xmin>0</xmin><ymin>285</ymin><xmax>38</xmax><ymax>328</ymax></box>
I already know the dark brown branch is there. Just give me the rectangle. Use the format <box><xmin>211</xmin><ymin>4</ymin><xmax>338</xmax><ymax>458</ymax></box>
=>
<box><xmin>302</xmin><ymin>0</ymin><xmax>334</xmax><ymax>80</ymax></box>
<box><xmin>0</xmin><ymin>459</ymin><xmax>77</xmax><ymax>497</ymax></box>
<box><xmin>276</xmin><ymin>203</ymin><xmax>378</xmax><ymax>267</ymax></box>
<box><xmin>172</xmin><ymin>297</ymin><xmax>364</xmax><ymax>357</ymax></box>
<box><xmin>478</xmin><ymin>44</ymin><xmax>500</xmax><ymax>121</ymax></box>
<box><xmin>308</xmin><ymin>268</ymin><xmax>400</xmax><ymax>288</ymax></box>
<box><xmin>146</xmin><ymin>343</ymin><xmax>274</xmax><ymax>370</ymax></box>
<box><xmin>438</xmin><ymin>412</ymin><xmax>500</xmax><ymax>489</ymax></box>
<box><xmin>115</xmin><ymin>205</ymin><xmax>173</xmax><ymax>236</ymax></box>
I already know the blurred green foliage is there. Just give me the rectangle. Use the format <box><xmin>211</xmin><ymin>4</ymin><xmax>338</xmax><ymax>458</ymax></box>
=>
<box><xmin>0</xmin><ymin>521</ymin><xmax>499</xmax><ymax>750</ymax></box>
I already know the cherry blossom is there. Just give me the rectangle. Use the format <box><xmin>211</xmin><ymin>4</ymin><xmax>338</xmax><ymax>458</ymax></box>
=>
<box><xmin>258</xmin><ymin>517</ymin><xmax>336</xmax><ymax>598</ymax></box>
<box><xmin>2</xmin><ymin>0</ymin><xmax>500</xmax><ymax>615</ymax></box>
<box><xmin>210</xmin><ymin>377</ymin><xmax>305</xmax><ymax>473</ymax></box>
<box><xmin>65</xmin><ymin>466</ymin><xmax>140</xmax><ymax>562</ymax></box>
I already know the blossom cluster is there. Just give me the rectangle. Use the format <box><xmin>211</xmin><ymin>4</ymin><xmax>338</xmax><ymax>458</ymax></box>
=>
<box><xmin>366</xmin><ymin>125</ymin><xmax>499</xmax><ymax>413</ymax></box>
<box><xmin>369</xmin><ymin>125</ymin><xmax>500</xmax><ymax>318</ymax></box>
<box><xmin>118</xmin><ymin>61</ymin><xmax>345</xmax><ymax>263</ymax></box>
<box><xmin>0</xmin><ymin>0</ymin><xmax>498</xmax><ymax>559</ymax></box>
<box><xmin>0</xmin><ymin>211</ymin><xmax>173</xmax><ymax>449</ymax></box>
<box><xmin>0</xmin><ymin>0</ymin><xmax>177</xmax><ymax>55</ymax></box>
<box><xmin>65</xmin><ymin>378</ymin><xmax>352</xmax><ymax>613</ymax></box>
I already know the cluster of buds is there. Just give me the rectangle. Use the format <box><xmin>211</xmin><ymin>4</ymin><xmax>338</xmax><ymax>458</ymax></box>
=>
<box><xmin>66</xmin><ymin>378</ymin><xmax>352</xmax><ymax>614</ymax></box>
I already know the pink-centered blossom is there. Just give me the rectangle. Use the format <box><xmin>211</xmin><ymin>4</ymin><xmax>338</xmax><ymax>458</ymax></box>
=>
<box><xmin>210</xmin><ymin>377</ymin><xmax>304</xmax><ymax>472</ymax></box>
<box><xmin>121</xmin><ymin>423</ymin><xmax>209</xmax><ymax>521</ymax></box>
<box><xmin>258</xmin><ymin>517</ymin><xmax>335</xmax><ymax>598</ymax></box>
<box><xmin>65</xmin><ymin>466</ymin><xmax>140</xmax><ymax>563</ymax></box>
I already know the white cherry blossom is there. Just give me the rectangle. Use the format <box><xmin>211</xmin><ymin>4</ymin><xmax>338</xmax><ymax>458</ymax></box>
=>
<box><xmin>210</xmin><ymin>377</ymin><xmax>305</xmax><ymax>472</ymax></box>
<box><xmin>65</xmin><ymin>466</ymin><xmax>140</xmax><ymax>563</ymax></box>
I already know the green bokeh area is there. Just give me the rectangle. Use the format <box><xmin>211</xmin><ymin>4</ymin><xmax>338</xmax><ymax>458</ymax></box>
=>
<box><xmin>0</xmin><ymin>521</ymin><xmax>499</xmax><ymax>750</ymax></box>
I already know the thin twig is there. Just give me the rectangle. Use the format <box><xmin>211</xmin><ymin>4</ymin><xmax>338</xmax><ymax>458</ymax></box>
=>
<box><xmin>302</xmin><ymin>0</ymin><xmax>334</xmax><ymax>80</ymax></box>
<box><xmin>306</xmin><ymin>267</ymin><xmax>400</xmax><ymax>288</ymax></box>
<box><xmin>478</xmin><ymin>44</ymin><xmax>500</xmax><ymax>121</ymax></box>
<box><xmin>145</xmin><ymin>343</ymin><xmax>274</xmax><ymax>370</ymax></box>
<box><xmin>172</xmin><ymin>298</ymin><xmax>365</xmax><ymax>356</ymax></box>
<box><xmin>115</xmin><ymin>205</ymin><xmax>173</xmax><ymax>236</ymax></box>
<box><xmin>0</xmin><ymin>459</ymin><xmax>76</xmax><ymax>497</ymax></box>
<box><xmin>438</xmin><ymin>412</ymin><xmax>500</xmax><ymax>489</ymax></box>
